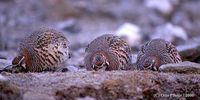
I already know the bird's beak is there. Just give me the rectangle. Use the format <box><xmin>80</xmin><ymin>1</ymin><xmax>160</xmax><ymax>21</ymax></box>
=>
<box><xmin>92</xmin><ymin>65</ymin><xmax>95</xmax><ymax>69</ymax></box>
<box><xmin>105</xmin><ymin>61</ymin><xmax>109</xmax><ymax>66</ymax></box>
<box><xmin>151</xmin><ymin>59</ymin><xmax>157</xmax><ymax>71</ymax></box>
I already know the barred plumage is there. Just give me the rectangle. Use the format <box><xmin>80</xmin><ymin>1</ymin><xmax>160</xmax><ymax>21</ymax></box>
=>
<box><xmin>136</xmin><ymin>39</ymin><xmax>182</xmax><ymax>71</ymax></box>
<box><xmin>84</xmin><ymin>34</ymin><xmax>132</xmax><ymax>71</ymax></box>
<box><xmin>12</xmin><ymin>28</ymin><xmax>70</xmax><ymax>72</ymax></box>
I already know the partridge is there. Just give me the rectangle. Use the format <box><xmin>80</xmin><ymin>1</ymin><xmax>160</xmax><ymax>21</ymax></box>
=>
<box><xmin>136</xmin><ymin>39</ymin><xmax>182</xmax><ymax>71</ymax></box>
<box><xmin>9</xmin><ymin>28</ymin><xmax>70</xmax><ymax>72</ymax></box>
<box><xmin>84</xmin><ymin>34</ymin><xmax>132</xmax><ymax>71</ymax></box>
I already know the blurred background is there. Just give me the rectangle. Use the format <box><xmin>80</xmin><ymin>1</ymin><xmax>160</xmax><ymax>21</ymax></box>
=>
<box><xmin>0</xmin><ymin>0</ymin><xmax>200</xmax><ymax>67</ymax></box>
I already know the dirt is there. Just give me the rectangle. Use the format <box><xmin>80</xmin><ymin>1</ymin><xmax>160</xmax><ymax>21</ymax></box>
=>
<box><xmin>0</xmin><ymin>71</ymin><xmax>199</xmax><ymax>100</ymax></box>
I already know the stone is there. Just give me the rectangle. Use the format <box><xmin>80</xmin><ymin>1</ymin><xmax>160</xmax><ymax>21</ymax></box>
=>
<box><xmin>1</xmin><ymin>71</ymin><xmax>199</xmax><ymax>100</ymax></box>
<box><xmin>0</xmin><ymin>78</ymin><xmax>22</xmax><ymax>100</ymax></box>
<box><xmin>0</xmin><ymin>74</ymin><xmax>8</xmax><ymax>82</ymax></box>
<box><xmin>144</xmin><ymin>0</ymin><xmax>180</xmax><ymax>16</ymax></box>
<box><xmin>0</xmin><ymin>32</ymin><xmax>4</xmax><ymax>50</ymax></box>
<box><xmin>150</xmin><ymin>23</ymin><xmax>188</xmax><ymax>45</ymax></box>
<box><xmin>56</xmin><ymin>18</ymin><xmax>80</xmax><ymax>33</ymax></box>
<box><xmin>0</xmin><ymin>59</ymin><xmax>12</xmax><ymax>70</ymax></box>
<box><xmin>23</xmin><ymin>92</ymin><xmax>55</xmax><ymax>100</ymax></box>
<box><xmin>177</xmin><ymin>40</ymin><xmax>200</xmax><ymax>63</ymax></box>
<box><xmin>160</xmin><ymin>61</ymin><xmax>200</xmax><ymax>74</ymax></box>
<box><xmin>115</xmin><ymin>22</ymin><xmax>142</xmax><ymax>47</ymax></box>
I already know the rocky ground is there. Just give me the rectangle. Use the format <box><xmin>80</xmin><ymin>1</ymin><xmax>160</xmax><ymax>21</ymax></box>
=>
<box><xmin>0</xmin><ymin>0</ymin><xmax>200</xmax><ymax>100</ymax></box>
<box><xmin>1</xmin><ymin>71</ymin><xmax>200</xmax><ymax>100</ymax></box>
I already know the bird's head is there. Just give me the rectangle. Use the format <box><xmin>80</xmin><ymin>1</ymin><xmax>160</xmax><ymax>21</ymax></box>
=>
<box><xmin>143</xmin><ymin>56</ymin><xmax>160</xmax><ymax>71</ymax></box>
<box><xmin>92</xmin><ymin>52</ymin><xmax>109</xmax><ymax>71</ymax></box>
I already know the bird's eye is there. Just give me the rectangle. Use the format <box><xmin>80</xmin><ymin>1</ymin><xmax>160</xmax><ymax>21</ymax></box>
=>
<box><xmin>93</xmin><ymin>55</ymin><xmax>105</xmax><ymax>66</ymax></box>
<box><xmin>95</xmin><ymin>56</ymin><xmax>102</xmax><ymax>61</ymax></box>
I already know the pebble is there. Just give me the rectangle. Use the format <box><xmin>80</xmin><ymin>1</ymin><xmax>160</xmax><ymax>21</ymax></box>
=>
<box><xmin>56</xmin><ymin>18</ymin><xmax>80</xmax><ymax>33</ymax></box>
<box><xmin>160</xmin><ymin>61</ymin><xmax>200</xmax><ymax>74</ymax></box>
<box><xmin>145</xmin><ymin>0</ymin><xmax>179</xmax><ymax>16</ymax></box>
<box><xmin>150</xmin><ymin>23</ymin><xmax>188</xmax><ymax>45</ymax></box>
<box><xmin>23</xmin><ymin>92</ymin><xmax>55</xmax><ymax>100</ymax></box>
<box><xmin>177</xmin><ymin>38</ymin><xmax>200</xmax><ymax>62</ymax></box>
<box><xmin>115</xmin><ymin>22</ymin><xmax>142</xmax><ymax>47</ymax></box>
<box><xmin>0</xmin><ymin>59</ymin><xmax>12</xmax><ymax>70</ymax></box>
<box><xmin>0</xmin><ymin>74</ymin><xmax>8</xmax><ymax>82</ymax></box>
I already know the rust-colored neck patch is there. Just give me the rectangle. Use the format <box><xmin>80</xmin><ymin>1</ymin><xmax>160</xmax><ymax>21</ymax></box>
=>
<box><xmin>22</xmin><ymin>48</ymin><xmax>32</xmax><ymax>69</ymax></box>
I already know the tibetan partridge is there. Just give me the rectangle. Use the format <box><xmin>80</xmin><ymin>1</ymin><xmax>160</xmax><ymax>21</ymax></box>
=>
<box><xmin>10</xmin><ymin>28</ymin><xmax>70</xmax><ymax>72</ymax></box>
<box><xmin>84</xmin><ymin>34</ymin><xmax>132</xmax><ymax>71</ymax></box>
<box><xmin>136</xmin><ymin>39</ymin><xmax>182</xmax><ymax>71</ymax></box>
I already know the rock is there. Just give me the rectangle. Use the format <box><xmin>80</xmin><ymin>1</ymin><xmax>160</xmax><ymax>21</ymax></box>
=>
<box><xmin>56</xmin><ymin>18</ymin><xmax>80</xmax><ymax>33</ymax></box>
<box><xmin>0</xmin><ymin>74</ymin><xmax>8</xmax><ymax>82</ymax></box>
<box><xmin>160</xmin><ymin>61</ymin><xmax>200</xmax><ymax>74</ymax></box>
<box><xmin>45</xmin><ymin>0</ymin><xmax>82</xmax><ymax>20</ymax></box>
<box><xmin>0</xmin><ymin>0</ymin><xmax>13</xmax><ymax>2</ymax></box>
<box><xmin>68</xmin><ymin>48</ymin><xmax>85</xmax><ymax>68</ymax></box>
<box><xmin>0</xmin><ymin>78</ymin><xmax>22</xmax><ymax>100</ymax></box>
<box><xmin>0</xmin><ymin>32</ymin><xmax>4</xmax><ymax>50</ymax></box>
<box><xmin>172</xmin><ymin>0</ymin><xmax>200</xmax><ymax>37</ymax></box>
<box><xmin>0</xmin><ymin>51</ymin><xmax>16</xmax><ymax>72</ymax></box>
<box><xmin>76</xmin><ymin>96</ymin><xmax>95</xmax><ymax>100</ymax></box>
<box><xmin>144</xmin><ymin>0</ymin><xmax>180</xmax><ymax>16</ymax></box>
<box><xmin>131</xmin><ymin>54</ymin><xmax>137</xmax><ymax>63</ymax></box>
<box><xmin>150</xmin><ymin>23</ymin><xmax>188</xmax><ymax>45</ymax></box>
<box><xmin>0</xmin><ymin>59</ymin><xmax>12</xmax><ymax>70</ymax></box>
<box><xmin>0</xmin><ymin>50</ymin><xmax>17</xmax><ymax>60</ymax></box>
<box><xmin>23</xmin><ymin>92</ymin><xmax>55</xmax><ymax>100</ymax></box>
<box><xmin>115</xmin><ymin>22</ymin><xmax>142</xmax><ymax>47</ymax></box>
<box><xmin>1</xmin><ymin>71</ymin><xmax>200</xmax><ymax>99</ymax></box>
<box><xmin>177</xmin><ymin>38</ymin><xmax>200</xmax><ymax>63</ymax></box>
<box><xmin>66</xmin><ymin>65</ymin><xmax>79</xmax><ymax>72</ymax></box>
